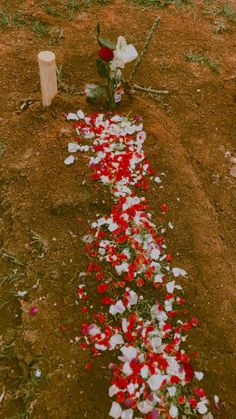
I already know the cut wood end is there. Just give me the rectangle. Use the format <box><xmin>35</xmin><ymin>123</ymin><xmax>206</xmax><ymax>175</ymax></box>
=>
<box><xmin>38</xmin><ymin>51</ymin><xmax>56</xmax><ymax>65</ymax></box>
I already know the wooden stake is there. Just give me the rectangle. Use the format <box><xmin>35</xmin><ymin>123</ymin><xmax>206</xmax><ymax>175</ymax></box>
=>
<box><xmin>38</xmin><ymin>51</ymin><xmax>57</xmax><ymax>107</ymax></box>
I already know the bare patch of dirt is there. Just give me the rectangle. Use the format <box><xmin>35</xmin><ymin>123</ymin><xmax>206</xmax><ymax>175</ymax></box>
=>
<box><xmin>0</xmin><ymin>0</ymin><xmax>236</xmax><ymax>418</ymax></box>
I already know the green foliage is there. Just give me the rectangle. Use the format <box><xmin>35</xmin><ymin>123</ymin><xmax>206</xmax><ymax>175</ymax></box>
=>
<box><xmin>31</xmin><ymin>19</ymin><xmax>50</xmax><ymax>37</ymax></box>
<box><xmin>0</xmin><ymin>10</ymin><xmax>10</xmax><ymax>29</ymax></box>
<box><xmin>12</xmin><ymin>10</ymin><xmax>27</xmax><ymax>27</ymax></box>
<box><xmin>216</xmin><ymin>3</ymin><xmax>236</xmax><ymax>20</ymax></box>
<box><xmin>213</xmin><ymin>20</ymin><xmax>227</xmax><ymax>33</ymax></box>
<box><xmin>96</xmin><ymin>59</ymin><xmax>109</xmax><ymax>78</ymax></box>
<box><xmin>97</xmin><ymin>37</ymin><xmax>116</xmax><ymax>49</ymax></box>
<box><xmin>40</xmin><ymin>2</ymin><xmax>61</xmax><ymax>16</ymax></box>
<box><xmin>87</xmin><ymin>85</ymin><xmax>106</xmax><ymax>99</ymax></box>
<box><xmin>184</xmin><ymin>50</ymin><xmax>220</xmax><ymax>73</ymax></box>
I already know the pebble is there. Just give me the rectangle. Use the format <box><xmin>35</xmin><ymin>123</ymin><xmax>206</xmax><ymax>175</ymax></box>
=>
<box><xmin>230</xmin><ymin>166</ymin><xmax>236</xmax><ymax>178</ymax></box>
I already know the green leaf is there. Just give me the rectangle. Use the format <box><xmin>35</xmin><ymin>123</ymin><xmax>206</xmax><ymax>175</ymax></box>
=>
<box><xmin>87</xmin><ymin>85</ymin><xmax>106</xmax><ymax>99</ymax></box>
<box><xmin>96</xmin><ymin>59</ymin><xmax>109</xmax><ymax>78</ymax></box>
<box><xmin>98</xmin><ymin>37</ymin><xmax>116</xmax><ymax>50</ymax></box>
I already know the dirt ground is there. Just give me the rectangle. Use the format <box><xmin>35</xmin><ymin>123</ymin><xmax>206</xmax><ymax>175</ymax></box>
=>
<box><xmin>0</xmin><ymin>0</ymin><xmax>236</xmax><ymax>418</ymax></box>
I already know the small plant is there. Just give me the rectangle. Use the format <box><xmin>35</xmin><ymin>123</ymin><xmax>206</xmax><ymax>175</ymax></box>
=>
<box><xmin>51</xmin><ymin>26</ymin><xmax>64</xmax><ymax>44</ymax></box>
<box><xmin>0</xmin><ymin>10</ymin><xmax>10</xmax><ymax>29</ymax></box>
<box><xmin>30</xmin><ymin>230</ymin><xmax>48</xmax><ymax>254</ymax></box>
<box><xmin>85</xmin><ymin>24</ymin><xmax>138</xmax><ymax>109</ymax></box>
<box><xmin>184</xmin><ymin>50</ymin><xmax>220</xmax><ymax>73</ymax></box>
<box><xmin>213</xmin><ymin>20</ymin><xmax>227</xmax><ymax>33</ymax></box>
<box><xmin>31</xmin><ymin>20</ymin><xmax>50</xmax><ymax>37</ymax></box>
<box><xmin>12</xmin><ymin>11</ymin><xmax>27</xmax><ymax>27</ymax></box>
<box><xmin>65</xmin><ymin>0</ymin><xmax>80</xmax><ymax>20</ymax></box>
<box><xmin>56</xmin><ymin>64</ymin><xmax>63</xmax><ymax>82</ymax></box>
<box><xmin>216</xmin><ymin>3</ymin><xmax>236</xmax><ymax>19</ymax></box>
<box><xmin>40</xmin><ymin>2</ymin><xmax>61</xmax><ymax>17</ymax></box>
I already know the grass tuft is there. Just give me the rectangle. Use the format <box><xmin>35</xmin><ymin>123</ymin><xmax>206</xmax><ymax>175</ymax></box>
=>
<box><xmin>31</xmin><ymin>20</ymin><xmax>50</xmax><ymax>37</ymax></box>
<box><xmin>184</xmin><ymin>51</ymin><xmax>220</xmax><ymax>73</ymax></box>
<box><xmin>0</xmin><ymin>10</ymin><xmax>10</xmax><ymax>29</ymax></box>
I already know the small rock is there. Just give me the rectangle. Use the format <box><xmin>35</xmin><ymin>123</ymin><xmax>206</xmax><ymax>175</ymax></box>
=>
<box><xmin>230</xmin><ymin>165</ymin><xmax>236</xmax><ymax>177</ymax></box>
<box><xmin>230</xmin><ymin>156</ymin><xmax>236</xmax><ymax>164</ymax></box>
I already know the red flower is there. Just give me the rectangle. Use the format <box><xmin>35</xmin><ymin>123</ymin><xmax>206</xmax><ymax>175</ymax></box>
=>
<box><xmin>183</xmin><ymin>362</ymin><xmax>194</xmax><ymax>382</ymax></box>
<box><xmin>98</xmin><ymin>47</ymin><xmax>114</xmax><ymax>62</ymax></box>
<box><xmin>160</xmin><ymin>203</ymin><xmax>169</xmax><ymax>212</ymax></box>
<box><xmin>97</xmin><ymin>283</ymin><xmax>109</xmax><ymax>294</ymax></box>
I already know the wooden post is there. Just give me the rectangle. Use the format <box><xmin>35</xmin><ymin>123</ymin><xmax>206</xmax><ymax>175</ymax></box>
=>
<box><xmin>38</xmin><ymin>51</ymin><xmax>57</xmax><ymax>107</ymax></box>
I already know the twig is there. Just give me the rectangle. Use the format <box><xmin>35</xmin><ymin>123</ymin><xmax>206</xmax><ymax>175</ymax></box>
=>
<box><xmin>129</xmin><ymin>17</ymin><xmax>161</xmax><ymax>83</ymax></box>
<box><xmin>132</xmin><ymin>84</ymin><xmax>169</xmax><ymax>95</ymax></box>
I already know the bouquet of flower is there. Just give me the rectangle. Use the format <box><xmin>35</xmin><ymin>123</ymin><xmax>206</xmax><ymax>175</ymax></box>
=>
<box><xmin>85</xmin><ymin>24</ymin><xmax>138</xmax><ymax>109</ymax></box>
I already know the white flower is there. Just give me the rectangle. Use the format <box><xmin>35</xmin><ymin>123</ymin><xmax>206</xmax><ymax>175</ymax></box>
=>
<box><xmin>77</xmin><ymin>109</ymin><xmax>85</xmax><ymax>119</ymax></box>
<box><xmin>121</xmin><ymin>409</ymin><xmax>133</xmax><ymax>419</ymax></box>
<box><xmin>169</xmin><ymin>404</ymin><xmax>178</xmax><ymax>418</ymax></box>
<box><xmin>127</xmin><ymin>290</ymin><xmax>138</xmax><ymax>306</ymax></box>
<box><xmin>151</xmin><ymin>247</ymin><xmax>160</xmax><ymax>260</ymax></box>
<box><xmin>140</xmin><ymin>365</ymin><xmax>149</xmax><ymax>379</ymax></box>
<box><xmin>127</xmin><ymin>383</ymin><xmax>136</xmax><ymax>395</ymax></box>
<box><xmin>87</xmin><ymin>324</ymin><xmax>101</xmax><ymax>336</ymax></box>
<box><xmin>35</xmin><ymin>368</ymin><xmax>42</xmax><ymax>378</ymax></box>
<box><xmin>67</xmin><ymin>112</ymin><xmax>78</xmax><ymax>121</ymax></box>
<box><xmin>147</xmin><ymin>374</ymin><xmax>167</xmax><ymax>391</ymax></box>
<box><xmin>64</xmin><ymin>155</ymin><xmax>75</xmax><ymax>165</ymax></box>
<box><xmin>167</xmin><ymin>387</ymin><xmax>176</xmax><ymax>397</ymax></box>
<box><xmin>195</xmin><ymin>371</ymin><xmax>204</xmax><ymax>381</ymax></box>
<box><xmin>166</xmin><ymin>280</ymin><xmax>176</xmax><ymax>293</ymax></box>
<box><xmin>137</xmin><ymin>400</ymin><xmax>153</xmax><ymax>414</ymax></box>
<box><xmin>172</xmin><ymin>267</ymin><xmax>187</xmax><ymax>277</ymax></box>
<box><xmin>109</xmin><ymin>401</ymin><xmax>122</xmax><ymax>418</ymax></box>
<box><xmin>108</xmin><ymin>222</ymin><xmax>119</xmax><ymax>232</ymax></box>
<box><xmin>197</xmin><ymin>400</ymin><xmax>208</xmax><ymax>414</ymax></box>
<box><xmin>116</xmin><ymin>36</ymin><xmax>138</xmax><ymax>64</ymax></box>
<box><xmin>120</xmin><ymin>346</ymin><xmax>137</xmax><ymax>361</ymax></box>
<box><xmin>109</xmin><ymin>384</ymin><xmax>119</xmax><ymax>397</ymax></box>
<box><xmin>109</xmin><ymin>334</ymin><xmax>124</xmax><ymax>350</ymax></box>
<box><xmin>123</xmin><ymin>362</ymin><xmax>133</xmax><ymax>376</ymax></box>
<box><xmin>68</xmin><ymin>142</ymin><xmax>79</xmax><ymax>153</ymax></box>
<box><xmin>109</xmin><ymin>300</ymin><xmax>126</xmax><ymax>316</ymax></box>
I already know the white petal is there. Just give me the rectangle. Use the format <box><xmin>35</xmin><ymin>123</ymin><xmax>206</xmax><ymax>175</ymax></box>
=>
<box><xmin>64</xmin><ymin>155</ymin><xmax>75</xmax><ymax>165</ymax></box>
<box><xmin>109</xmin><ymin>401</ymin><xmax>122</xmax><ymax>418</ymax></box>
<box><xmin>197</xmin><ymin>401</ymin><xmax>208</xmax><ymax>414</ymax></box>
<box><xmin>109</xmin><ymin>385</ymin><xmax>119</xmax><ymax>397</ymax></box>
<box><xmin>167</xmin><ymin>387</ymin><xmax>176</xmax><ymax>397</ymax></box>
<box><xmin>166</xmin><ymin>280</ymin><xmax>175</xmax><ymax>293</ymax></box>
<box><xmin>172</xmin><ymin>268</ymin><xmax>187</xmax><ymax>277</ymax></box>
<box><xmin>121</xmin><ymin>409</ymin><xmax>133</xmax><ymax>419</ymax></box>
<box><xmin>68</xmin><ymin>142</ymin><xmax>79</xmax><ymax>153</ymax></box>
<box><xmin>77</xmin><ymin>109</ymin><xmax>85</xmax><ymax>119</ymax></box>
<box><xmin>67</xmin><ymin>112</ymin><xmax>78</xmax><ymax>121</ymax></box>
<box><xmin>109</xmin><ymin>334</ymin><xmax>124</xmax><ymax>350</ymax></box>
<box><xmin>121</xmin><ymin>346</ymin><xmax>137</xmax><ymax>361</ymax></box>
<box><xmin>123</xmin><ymin>362</ymin><xmax>133</xmax><ymax>376</ymax></box>
<box><xmin>169</xmin><ymin>404</ymin><xmax>178</xmax><ymax>418</ymax></box>
<box><xmin>137</xmin><ymin>400</ymin><xmax>153</xmax><ymax>414</ymax></box>
<box><xmin>140</xmin><ymin>365</ymin><xmax>149</xmax><ymax>379</ymax></box>
<box><xmin>195</xmin><ymin>371</ymin><xmax>204</xmax><ymax>381</ymax></box>
<box><xmin>147</xmin><ymin>374</ymin><xmax>166</xmax><ymax>391</ymax></box>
